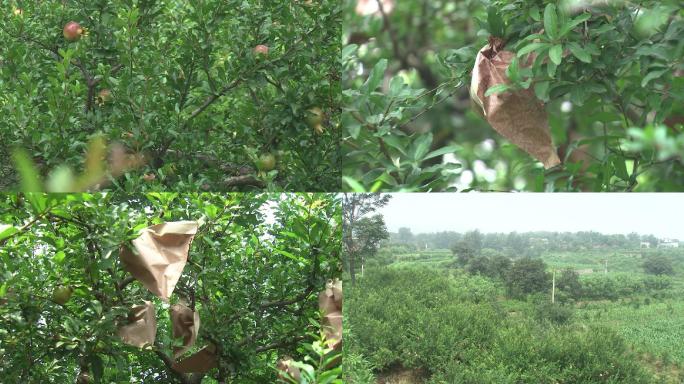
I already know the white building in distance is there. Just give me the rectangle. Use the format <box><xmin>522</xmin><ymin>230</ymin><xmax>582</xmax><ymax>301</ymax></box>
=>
<box><xmin>658</xmin><ymin>239</ymin><xmax>680</xmax><ymax>248</ymax></box>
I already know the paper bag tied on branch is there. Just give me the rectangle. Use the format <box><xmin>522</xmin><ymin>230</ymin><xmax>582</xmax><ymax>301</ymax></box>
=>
<box><xmin>172</xmin><ymin>345</ymin><xmax>218</xmax><ymax>373</ymax></box>
<box><xmin>170</xmin><ymin>304</ymin><xmax>200</xmax><ymax>358</ymax></box>
<box><xmin>119</xmin><ymin>221</ymin><xmax>199</xmax><ymax>300</ymax></box>
<box><xmin>276</xmin><ymin>356</ymin><xmax>302</xmax><ymax>382</ymax></box>
<box><xmin>118</xmin><ymin>301</ymin><xmax>157</xmax><ymax>348</ymax></box>
<box><xmin>319</xmin><ymin>278</ymin><xmax>343</xmax><ymax>351</ymax></box>
<box><xmin>470</xmin><ymin>38</ymin><xmax>561</xmax><ymax>168</ymax></box>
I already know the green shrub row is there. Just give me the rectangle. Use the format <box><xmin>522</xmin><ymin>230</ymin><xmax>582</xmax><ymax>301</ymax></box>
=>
<box><xmin>347</xmin><ymin>267</ymin><xmax>657</xmax><ymax>383</ymax></box>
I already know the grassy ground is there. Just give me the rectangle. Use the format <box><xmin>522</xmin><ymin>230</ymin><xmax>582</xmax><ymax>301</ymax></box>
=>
<box><xmin>578</xmin><ymin>301</ymin><xmax>684</xmax><ymax>367</ymax></box>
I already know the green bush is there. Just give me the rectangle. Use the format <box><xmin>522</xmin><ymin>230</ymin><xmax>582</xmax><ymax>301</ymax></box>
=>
<box><xmin>580</xmin><ymin>274</ymin><xmax>673</xmax><ymax>300</ymax></box>
<box><xmin>1</xmin><ymin>0</ymin><xmax>341</xmax><ymax>192</ymax></box>
<box><xmin>349</xmin><ymin>266</ymin><xmax>658</xmax><ymax>383</ymax></box>
<box><xmin>342</xmin><ymin>351</ymin><xmax>375</xmax><ymax>384</ymax></box>
<box><xmin>534</xmin><ymin>301</ymin><xmax>574</xmax><ymax>324</ymax></box>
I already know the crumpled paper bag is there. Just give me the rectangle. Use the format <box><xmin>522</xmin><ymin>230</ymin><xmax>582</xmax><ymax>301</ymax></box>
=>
<box><xmin>172</xmin><ymin>344</ymin><xmax>218</xmax><ymax>373</ymax></box>
<box><xmin>318</xmin><ymin>278</ymin><xmax>342</xmax><ymax>314</ymax></box>
<box><xmin>170</xmin><ymin>304</ymin><xmax>200</xmax><ymax>358</ymax></box>
<box><xmin>470</xmin><ymin>37</ymin><xmax>561</xmax><ymax>168</ymax></box>
<box><xmin>322</xmin><ymin>313</ymin><xmax>343</xmax><ymax>351</ymax></box>
<box><xmin>319</xmin><ymin>279</ymin><xmax>343</xmax><ymax>351</ymax></box>
<box><xmin>276</xmin><ymin>356</ymin><xmax>302</xmax><ymax>382</ymax></box>
<box><xmin>118</xmin><ymin>301</ymin><xmax>157</xmax><ymax>348</ymax></box>
<box><xmin>119</xmin><ymin>221</ymin><xmax>198</xmax><ymax>300</ymax></box>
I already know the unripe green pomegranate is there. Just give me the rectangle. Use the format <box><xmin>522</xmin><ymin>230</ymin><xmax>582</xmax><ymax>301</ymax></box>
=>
<box><xmin>256</xmin><ymin>153</ymin><xmax>276</xmax><ymax>172</ymax></box>
<box><xmin>52</xmin><ymin>286</ymin><xmax>73</xmax><ymax>305</ymax></box>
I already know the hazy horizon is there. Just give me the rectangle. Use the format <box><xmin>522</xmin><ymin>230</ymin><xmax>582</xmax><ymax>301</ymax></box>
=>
<box><xmin>376</xmin><ymin>193</ymin><xmax>684</xmax><ymax>240</ymax></box>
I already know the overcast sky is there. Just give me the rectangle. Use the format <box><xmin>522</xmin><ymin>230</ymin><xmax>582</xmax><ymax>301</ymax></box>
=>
<box><xmin>376</xmin><ymin>193</ymin><xmax>684</xmax><ymax>239</ymax></box>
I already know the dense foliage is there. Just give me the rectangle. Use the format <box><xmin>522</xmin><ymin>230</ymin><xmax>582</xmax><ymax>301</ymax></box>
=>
<box><xmin>0</xmin><ymin>1</ymin><xmax>341</xmax><ymax>192</ymax></box>
<box><xmin>346</xmin><ymin>266</ymin><xmax>663</xmax><ymax>383</ymax></box>
<box><xmin>0</xmin><ymin>193</ymin><xmax>341</xmax><ymax>383</ymax></box>
<box><xmin>343</xmin><ymin>0</ymin><xmax>684</xmax><ymax>191</ymax></box>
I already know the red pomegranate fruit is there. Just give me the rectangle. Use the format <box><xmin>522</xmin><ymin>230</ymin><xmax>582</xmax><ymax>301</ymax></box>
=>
<box><xmin>63</xmin><ymin>21</ymin><xmax>83</xmax><ymax>42</ymax></box>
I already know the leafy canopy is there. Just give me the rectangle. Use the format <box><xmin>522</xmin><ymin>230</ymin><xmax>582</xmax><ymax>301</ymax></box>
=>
<box><xmin>0</xmin><ymin>193</ymin><xmax>341</xmax><ymax>383</ymax></box>
<box><xmin>0</xmin><ymin>1</ymin><xmax>341</xmax><ymax>192</ymax></box>
<box><xmin>343</xmin><ymin>0</ymin><xmax>684</xmax><ymax>192</ymax></box>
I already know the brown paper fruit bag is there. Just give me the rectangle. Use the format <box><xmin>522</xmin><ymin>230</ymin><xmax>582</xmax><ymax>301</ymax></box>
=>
<box><xmin>322</xmin><ymin>312</ymin><xmax>343</xmax><ymax>351</ymax></box>
<box><xmin>170</xmin><ymin>304</ymin><xmax>200</xmax><ymax>358</ymax></box>
<box><xmin>318</xmin><ymin>278</ymin><xmax>342</xmax><ymax>314</ymax></box>
<box><xmin>172</xmin><ymin>344</ymin><xmax>218</xmax><ymax>373</ymax></box>
<box><xmin>118</xmin><ymin>301</ymin><xmax>157</xmax><ymax>348</ymax></box>
<box><xmin>276</xmin><ymin>356</ymin><xmax>302</xmax><ymax>382</ymax></box>
<box><xmin>470</xmin><ymin>38</ymin><xmax>561</xmax><ymax>168</ymax></box>
<box><xmin>119</xmin><ymin>221</ymin><xmax>198</xmax><ymax>300</ymax></box>
<box><xmin>328</xmin><ymin>279</ymin><xmax>342</xmax><ymax>311</ymax></box>
<box><xmin>319</xmin><ymin>279</ymin><xmax>343</xmax><ymax>352</ymax></box>
<box><xmin>318</xmin><ymin>290</ymin><xmax>338</xmax><ymax>316</ymax></box>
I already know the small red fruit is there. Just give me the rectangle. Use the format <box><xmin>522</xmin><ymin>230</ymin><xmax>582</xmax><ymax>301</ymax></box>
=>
<box><xmin>253</xmin><ymin>44</ymin><xmax>269</xmax><ymax>56</ymax></box>
<box><xmin>63</xmin><ymin>21</ymin><xmax>83</xmax><ymax>42</ymax></box>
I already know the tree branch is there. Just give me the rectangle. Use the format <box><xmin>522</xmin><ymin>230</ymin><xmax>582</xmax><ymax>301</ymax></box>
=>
<box><xmin>117</xmin><ymin>276</ymin><xmax>136</xmax><ymax>291</ymax></box>
<box><xmin>259</xmin><ymin>285</ymin><xmax>315</xmax><ymax>309</ymax></box>
<box><xmin>154</xmin><ymin>347</ymin><xmax>191</xmax><ymax>384</ymax></box>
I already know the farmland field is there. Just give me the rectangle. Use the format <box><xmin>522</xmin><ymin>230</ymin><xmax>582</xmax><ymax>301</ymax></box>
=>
<box><xmin>346</xmin><ymin>246</ymin><xmax>684</xmax><ymax>383</ymax></box>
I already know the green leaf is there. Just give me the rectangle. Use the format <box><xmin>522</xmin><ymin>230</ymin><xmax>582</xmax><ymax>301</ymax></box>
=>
<box><xmin>382</xmin><ymin>135</ymin><xmax>408</xmax><ymax>156</ymax></box>
<box><xmin>560</xmin><ymin>13</ymin><xmax>591</xmax><ymax>36</ymax></box>
<box><xmin>534</xmin><ymin>81</ymin><xmax>550</xmax><ymax>101</ymax></box>
<box><xmin>611</xmin><ymin>156</ymin><xmax>630</xmax><ymax>181</ymax></box>
<box><xmin>343</xmin><ymin>176</ymin><xmax>366</xmax><ymax>192</ymax></box>
<box><xmin>517</xmin><ymin>42</ymin><xmax>550</xmax><ymax>57</ymax></box>
<box><xmin>641</xmin><ymin>69</ymin><xmax>668</xmax><ymax>87</ymax></box>
<box><xmin>341</xmin><ymin>44</ymin><xmax>358</xmax><ymax>61</ymax></box>
<box><xmin>0</xmin><ymin>224</ymin><xmax>18</xmax><ymax>242</ymax></box>
<box><xmin>53</xmin><ymin>251</ymin><xmax>66</xmax><ymax>264</ymax></box>
<box><xmin>506</xmin><ymin>57</ymin><xmax>520</xmax><ymax>83</ymax></box>
<box><xmin>549</xmin><ymin>45</ymin><xmax>563</xmax><ymax>65</ymax></box>
<box><xmin>484</xmin><ymin>84</ymin><xmax>509</xmax><ymax>97</ymax></box>
<box><xmin>363</xmin><ymin>59</ymin><xmax>388</xmax><ymax>93</ymax></box>
<box><xmin>543</xmin><ymin>4</ymin><xmax>558</xmax><ymax>39</ymax></box>
<box><xmin>547</xmin><ymin>61</ymin><xmax>558</xmax><ymax>78</ymax></box>
<box><xmin>274</xmin><ymin>248</ymin><xmax>307</xmax><ymax>263</ymax></box>
<box><xmin>11</xmin><ymin>149</ymin><xmax>43</xmax><ymax>192</ymax></box>
<box><xmin>375</xmin><ymin>172</ymin><xmax>397</xmax><ymax>187</ymax></box>
<box><xmin>566</xmin><ymin>42</ymin><xmax>591</xmax><ymax>63</ymax></box>
<box><xmin>487</xmin><ymin>6</ymin><xmax>506</xmax><ymax>37</ymax></box>
<box><xmin>529</xmin><ymin>6</ymin><xmax>541</xmax><ymax>21</ymax></box>
<box><xmin>388</xmin><ymin>76</ymin><xmax>406</xmax><ymax>96</ymax></box>
<box><xmin>423</xmin><ymin>145</ymin><xmax>459</xmax><ymax>161</ymax></box>
<box><xmin>411</xmin><ymin>133</ymin><xmax>433</xmax><ymax>162</ymax></box>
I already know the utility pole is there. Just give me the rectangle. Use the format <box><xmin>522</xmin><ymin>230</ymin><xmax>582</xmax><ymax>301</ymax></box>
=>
<box><xmin>604</xmin><ymin>259</ymin><xmax>608</xmax><ymax>275</ymax></box>
<box><xmin>551</xmin><ymin>269</ymin><xmax>556</xmax><ymax>304</ymax></box>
